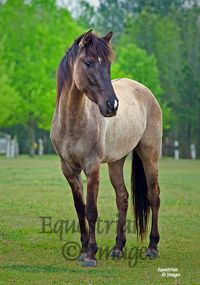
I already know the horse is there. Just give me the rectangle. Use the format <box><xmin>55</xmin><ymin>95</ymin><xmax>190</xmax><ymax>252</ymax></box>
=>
<box><xmin>50</xmin><ymin>30</ymin><xmax>162</xmax><ymax>267</ymax></box>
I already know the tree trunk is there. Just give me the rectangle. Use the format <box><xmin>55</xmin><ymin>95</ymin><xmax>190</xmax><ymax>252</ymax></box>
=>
<box><xmin>196</xmin><ymin>98</ymin><xmax>200</xmax><ymax>158</ymax></box>
<box><xmin>28</xmin><ymin>122</ymin><xmax>36</xmax><ymax>157</ymax></box>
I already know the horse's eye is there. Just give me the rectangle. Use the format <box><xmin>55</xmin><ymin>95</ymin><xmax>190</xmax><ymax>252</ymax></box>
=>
<box><xmin>84</xmin><ymin>61</ymin><xmax>94</xmax><ymax>68</ymax></box>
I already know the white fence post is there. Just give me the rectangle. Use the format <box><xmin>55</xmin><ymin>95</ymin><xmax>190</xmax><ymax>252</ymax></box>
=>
<box><xmin>5</xmin><ymin>136</ymin><xmax>19</xmax><ymax>158</ymax></box>
<box><xmin>6</xmin><ymin>135</ymin><xmax>11</xmax><ymax>158</ymax></box>
<box><xmin>190</xmin><ymin>144</ymin><xmax>196</xmax><ymax>159</ymax></box>
<box><xmin>38</xmin><ymin>138</ymin><xmax>44</xmax><ymax>156</ymax></box>
<box><xmin>10</xmin><ymin>140</ymin><xmax>15</xmax><ymax>158</ymax></box>
<box><xmin>174</xmin><ymin>140</ymin><xmax>179</xmax><ymax>159</ymax></box>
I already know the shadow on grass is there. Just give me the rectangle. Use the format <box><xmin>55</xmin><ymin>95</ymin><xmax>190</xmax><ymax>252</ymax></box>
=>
<box><xmin>0</xmin><ymin>264</ymin><xmax>115</xmax><ymax>276</ymax></box>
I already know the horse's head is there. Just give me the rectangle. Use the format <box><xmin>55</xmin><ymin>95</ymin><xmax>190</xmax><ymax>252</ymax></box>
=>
<box><xmin>73</xmin><ymin>30</ymin><xmax>119</xmax><ymax>117</ymax></box>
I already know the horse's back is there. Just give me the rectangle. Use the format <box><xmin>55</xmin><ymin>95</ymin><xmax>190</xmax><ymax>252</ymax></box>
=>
<box><xmin>102</xmin><ymin>78</ymin><xmax>162</xmax><ymax>162</ymax></box>
<box><xmin>112</xmin><ymin>78</ymin><xmax>158</xmax><ymax>107</ymax></box>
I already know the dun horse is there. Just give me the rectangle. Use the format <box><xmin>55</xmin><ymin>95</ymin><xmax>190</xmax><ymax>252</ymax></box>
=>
<box><xmin>50</xmin><ymin>30</ymin><xmax>162</xmax><ymax>267</ymax></box>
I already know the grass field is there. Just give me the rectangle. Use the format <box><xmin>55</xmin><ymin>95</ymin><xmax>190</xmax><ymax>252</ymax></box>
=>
<box><xmin>0</xmin><ymin>155</ymin><xmax>199</xmax><ymax>285</ymax></box>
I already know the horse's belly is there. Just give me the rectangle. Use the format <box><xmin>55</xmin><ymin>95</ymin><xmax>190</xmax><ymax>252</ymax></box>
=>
<box><xmin>102</xmin><ymin>104</ymin><xmax>146</xmax><ymax>163</ymax></box>
<box><xmin>102</xmin><ymin>128</ymin><xmax>141</xmax><ymax>163</ymax></box>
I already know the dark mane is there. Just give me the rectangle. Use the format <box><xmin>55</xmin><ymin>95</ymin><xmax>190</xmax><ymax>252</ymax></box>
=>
<box><xmin>56</xmin><ymin>32</ymin><xmax>114</xmax><ymax>103</ymax></box>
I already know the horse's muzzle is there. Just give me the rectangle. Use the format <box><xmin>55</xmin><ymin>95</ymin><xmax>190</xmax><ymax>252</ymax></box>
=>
<box><xmin>99</xmin><ymin>99</ymin><xmax>119</xmax><ymax>117</ymax></box>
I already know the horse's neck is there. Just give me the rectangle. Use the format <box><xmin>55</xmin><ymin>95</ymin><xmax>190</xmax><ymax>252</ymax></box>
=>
<box><xmin>58</xmin><ymin>83</ymin><xmax>88</xmax><ymax>132</ymax></box>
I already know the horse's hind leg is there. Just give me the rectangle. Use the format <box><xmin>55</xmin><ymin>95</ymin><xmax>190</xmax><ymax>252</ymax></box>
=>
<box><xmin>136</xmin><ymin>142</ymin><xmax>161</xmax><ymax>258</ymax></box>
<box><xmin>108</xmin><ymin>156</ymin><xmax>129</xmax><ymax>257</ymax></box>
<box><xmin>61</xmin><ymin>161</ymin><xmax>88</xmax><ymax>260</ymax></box>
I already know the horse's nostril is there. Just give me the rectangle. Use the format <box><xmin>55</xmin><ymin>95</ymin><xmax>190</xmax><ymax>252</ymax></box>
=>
<box><xmin>107</xmin><ymin>100</ymin><xmax>112</xmax><ymax>110</ymax></box>
<box><xmin>107</xmin><ymin>99</ymin><xmax>118</xmax><ymax>112</ymax></box>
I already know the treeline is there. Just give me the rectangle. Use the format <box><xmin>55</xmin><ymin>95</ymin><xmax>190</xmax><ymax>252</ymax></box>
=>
<box><xmin>0</xmin><ymin>0</ymin><xmax>200</xmax><ymax>157</ymax></box>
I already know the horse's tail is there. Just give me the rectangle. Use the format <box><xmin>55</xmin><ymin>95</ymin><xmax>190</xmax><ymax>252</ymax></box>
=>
<box><xmin>131</xmin><ymin>150</ymin><xmax>150</xmax><ymax>240</ymax></box>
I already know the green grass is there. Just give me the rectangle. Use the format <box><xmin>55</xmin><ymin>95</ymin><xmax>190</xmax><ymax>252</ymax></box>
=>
<box><xmin>0</xmin><ymin>155</ymin><xmax>199</xmax><ymax>285</ymax></box>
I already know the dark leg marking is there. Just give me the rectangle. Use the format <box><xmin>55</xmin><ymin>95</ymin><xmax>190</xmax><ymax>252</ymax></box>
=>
<box><xmin>61</xmin><ymin>161</ymin><xmax>89</xmax><ymax>260</ymax></box>
<box><xmin>108</xmin><ymin>157</ymin><xmax>128</xmax><ymax>258</ymax></box>
<box><xmin>143</xmin><ymin>164</ymin><xmax>160</xmax><ymax>258</ymax></box>
<box><xmin>83</xmin><ymin>168</ymin><xmax>100</xmax><ymax>267</ymax></box>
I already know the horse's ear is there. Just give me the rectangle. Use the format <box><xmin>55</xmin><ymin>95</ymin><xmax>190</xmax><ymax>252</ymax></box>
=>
<box><xmin>103</xmin><ymin>31</ymin><xmax>113</xmax><ymax>43</ymax></box>
<box><xmin>79</xmin><ymin>29</ymin><xmax>93</xmax><ymax>48</ymax></box>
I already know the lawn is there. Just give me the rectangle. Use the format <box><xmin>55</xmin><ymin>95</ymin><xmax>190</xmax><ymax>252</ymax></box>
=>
<box><xmin>0</xmin><ymin>155</ymin><xmax>199</xmax><ymax>285</ymax></box>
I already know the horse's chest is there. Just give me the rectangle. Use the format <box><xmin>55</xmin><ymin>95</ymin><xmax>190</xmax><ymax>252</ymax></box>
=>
<box><xmin>60</xmin><ymin>136</ymin><xmax>86</xmax><ymax>163</ymax></box>
<box><xmin>68</xmin><ymin>138</ymin><xmax>86</xmax><ymax>159</ymax></box>
<box><xmin>53</xmin><ymin>131</ymin><xmax>95</xmax><ymax>168</ymax></box>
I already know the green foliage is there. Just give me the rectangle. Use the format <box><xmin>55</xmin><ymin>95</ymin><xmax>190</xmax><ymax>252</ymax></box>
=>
<box><xmin>172</xmin><ymin>7</ymin><xmax>200</xmax><ymax>155</ymax></box>
<box><xmin>111</xmin><ymin>42</ymin><xmax>171</xmax><ymax>130</ymax></box>
<box><xmin>125</xmin><ymin>10</ymin><xmax>182</xmax><ymax>101</ymax></box>
<box><xmin>0</xmin><ymin>0</ymin><xmax>83</xmax><ymax>131</ymax></box>
<box><xmin>75</xmin><ymin>0</ymin><xmax>96</xmax><ymax>29</ymax></box>
<box><xmin>123</xmin><ymin>6</ymin><xmax>200</xmax><ymax>154</ymax></box>
<box><xmin>0</xmin><ymin>41</ymin><xmax>20</xmax><ymax>127</ymax></box>
<box><xmin>111</xmin><ymin>43</ymin><xmax>161</xmax><ymax>95</ymax></box>
<box><xmin>76</xmin><ymin>0</ymin><xmax>192</xmax><ymax>41</ymax></box>
<box><xmin>0</xmin><ymin>0</ymin><xmax>199</xmax><ymax>156</ymax></box>
<box><xmin>95</xmin><ymin>0</ymin><xmax>125</xmax><ymax>40</ymax></box>
<box><xmin>134</xmin><ymin>0</ymin><xmax>186</xmax><ymax>15</ymax></box>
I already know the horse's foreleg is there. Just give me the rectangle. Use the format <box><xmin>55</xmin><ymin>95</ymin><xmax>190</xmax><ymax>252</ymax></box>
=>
<box><xmin>84</xmin><ymin>166</ymin><xmax>100</xmax><ymax>267</ymax></box>
<box><xmin>108</xmin><ymin>157</ymin><xmax>128</xmax><ymax>258</ymax></box>
<box><xmin>61</xmin><ymin>162</ymin><xmax>88</xmax><ymax>260</ymax></box>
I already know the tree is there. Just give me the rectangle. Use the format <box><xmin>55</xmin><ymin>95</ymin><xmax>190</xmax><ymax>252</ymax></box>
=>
<box><xmin>0</xmin><ymin>0</ymin><xmax>83</xmax><ymax>153</ymax></box>
<box><xmin>95</xmin><ymin>0</ymin><xmax>126</xmax><ymax>40</ymax></box>
<box><xmin>76</xmin><ymin>0</ymin><xmax>96</xmax><ymax>28</ymax></box>
<box><xmin>0</xmin><ymin>40</ymin><xmax>20</xmax><ymax>127</ymax></box>
<box><xmin>111</xmin><ymin>42</ymin><xmax>171</xmax><ymax>130</ymax></box>
<box><xmin>172</xmin><ymin>6</ymin><xmax>200</xmax><ymax>156</ymax></box>
<box><xmin>123</xmin><ymin>6</ymin><xmax>200</xmax><ymax>156</ymax></box>
<box><xmin>134</xmin><ymin>0</ymin><xmax>186</xmax><ymax>15</ymax></box>
<box><xmin>75</xmin><ymin>0</ymin><xmax>192</xmax><ymax>42</ymax></box>
<box><xmin>112</xmin><ymin>43</ymin><xmax>161</xmax><ymax>95</ymax></box>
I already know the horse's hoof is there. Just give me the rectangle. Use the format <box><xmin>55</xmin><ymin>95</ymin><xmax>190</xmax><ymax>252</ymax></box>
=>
<box><xmin>110</xmin><ymin>249</ymin><xmax>123</xmax><ymax>259</ymax></box>
<box><xmin>146</xmin><ymin>248</ymin><xmax>159</xmax><ymax>259</ymax></box>
<box><xmin>77</xmin><ymin>252</ymin><xmax>87</xmax><ymax>262</ymax></box>
<box><xmin>83</xmin><ymin>258</ymin><xmax>97</xmax><ymax>267</ymax></box>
